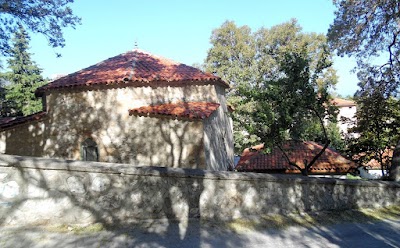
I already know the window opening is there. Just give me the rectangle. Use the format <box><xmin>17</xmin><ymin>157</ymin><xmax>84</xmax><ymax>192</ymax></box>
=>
<box><xmin>81</xmin><ymin>138</ymin><xmax>99</xmax><ymax>161</ymax></box>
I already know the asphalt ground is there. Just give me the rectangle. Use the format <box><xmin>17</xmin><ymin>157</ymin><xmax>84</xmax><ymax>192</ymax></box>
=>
<box><xmin>1</xmin><ymin>217</ymin><xmax>399</xmax><ymax>248</ymax></box>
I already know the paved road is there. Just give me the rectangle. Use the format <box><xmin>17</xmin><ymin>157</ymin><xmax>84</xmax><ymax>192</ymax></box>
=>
<box><xmin>1</xmin><ymin>218</ymin><xmax>399</xmax><ymax>248</ymax></box>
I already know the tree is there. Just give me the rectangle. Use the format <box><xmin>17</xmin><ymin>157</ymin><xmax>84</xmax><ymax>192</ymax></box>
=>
<box><xmin>328</xmin><ymin>0</ymin><xmax>400</xmax><ymax>83</ymax></box>
<box><xmin>1</xmin><ymin>25</ymin><xmax>46</xmax><ymax>116</ymax></box>
<box><xmin>347</xmin><ymin>87</ymin><xmax>400</xmax><ymax>177</ymax></box>
<box><xmin>239</xmin><ymin>50</ymin><xmax>334</xmax><ymax>176</ymax></box>
<box><xmin>296</xmin><ymin>117</ymin><xmax>345</xmax><ymax>151</ymax></box>
<box><xmin>206</xmin><ymin>20</ymin><xmax>338</xmax><ymax>175</ymax></box>
<box><xmin>0</xmin><ymin>0</ymin><xmax>81</xmax><ymax>56</ymax></box>
<box><xmin>391</xmin><ymin>142</ymin><xmax>400</xmax><ymax>181</ymax></box>
<box><xmin>328</xmin><ymin>0</ymin><xmax>400</xmax><ymax>180</ymax></box>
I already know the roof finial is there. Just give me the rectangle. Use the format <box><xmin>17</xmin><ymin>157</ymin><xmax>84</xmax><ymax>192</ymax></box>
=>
<box><xmin>129</xmin><ymin>42</ymin><xmax>138</xmax><ymax>80</ymax></box>
<box><xmin>134</xmin><ymin>39</ymin><xmax>138</xmax><ymax>50</ymax></box>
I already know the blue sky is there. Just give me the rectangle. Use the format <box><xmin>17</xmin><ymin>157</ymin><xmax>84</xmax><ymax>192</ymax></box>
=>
<box><xmin>24</xmin><ymin>0</ymin><xmax>358</xmax><ymax>97</ymax></box>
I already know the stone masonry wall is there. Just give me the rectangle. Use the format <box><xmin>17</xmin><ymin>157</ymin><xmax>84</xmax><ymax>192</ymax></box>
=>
<box><xmin>1</xmin><ymin>119</ymin><xmax>48</xmax><ymax>157</ymax></box>
<box><xmin>203</xmin><ymin>85</ymin><xmax>234</xmax><ymax>171</ymax></box>
<box><xmin>1</xmin><ymin>84</ymin><xmax>224</xmax><ymax>169</ymax></box>
<box><xmin>0</xmin><ymin>154</ymin><xmax>399</xmax><ymax>227</ymax></box>
<box><xmin>45</xmin><ymin>85</ymin><xmax>213</xmax><ymax>168</ymax></box>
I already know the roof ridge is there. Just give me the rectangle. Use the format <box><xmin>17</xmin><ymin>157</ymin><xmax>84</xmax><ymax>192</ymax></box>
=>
<box><xmin>36</xmin><ymin>49</ymin><xmax>228</xmax><ymax>94</ymax></box>
<box><xmin>130</xmin><ymin>49</ymin><xmax>182</xmax><ymax>66</ymax></box>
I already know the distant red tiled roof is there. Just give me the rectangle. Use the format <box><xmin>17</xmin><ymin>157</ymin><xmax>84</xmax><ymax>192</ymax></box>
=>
<box><xmin>333</xmin><ymin>98</ymin><xmax>356</xmax><ymax>107</ymax></box>
<box><xmin>129</xmin><ymin>101</ymin><xmax>220</xmax><ymax>120</ymax></box>
<box><xmin>352</xmin><ymin>149</ymin><xmax>393</xmax><ymax>170</ymax></box>
<box><xmin>236</xmin><ymin>141</ymin><xmax>357</xmax><ymax>174</ymax></box>
<box><xmin>0</xmin><ymin>112</ymin><xmax>47</xmax><ymax>130</ymax></box>
<box><xmin>36</xmin><ymin>49</ymin><xmax>228</xmax><ymax>95</ymax></box>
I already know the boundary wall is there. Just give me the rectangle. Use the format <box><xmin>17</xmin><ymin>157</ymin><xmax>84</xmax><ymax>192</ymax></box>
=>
<box><xmin>0</xmin><ymin>154</ymin><xmax>399</xmax><ymax>227</ymax></box>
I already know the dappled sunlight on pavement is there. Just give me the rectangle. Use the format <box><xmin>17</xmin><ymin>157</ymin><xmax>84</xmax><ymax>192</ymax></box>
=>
<box><xmin>1</xmin><ymin>218</ymin><xmax>399</xmax><ymax>248</ymax></box>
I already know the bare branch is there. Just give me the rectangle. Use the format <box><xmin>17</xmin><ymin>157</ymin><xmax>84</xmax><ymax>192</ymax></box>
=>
<box><xmin>277</xmin><ymin>144</ymin><xmax>304</xmax><ymax>172</ymax></box>
<box><xmin>309</xmin><ymin>107</ymin><xmax>328</xmax><ymax>142</ymax></box>
<box><xmin>306</xmin><ymin>140</ymin><xmax>330</xmax><ymax>171</ymax></box>
<box><xmin>388</xmin><ymin>30</ymin><xmax>400</xmax><ymax>67</ymax></box>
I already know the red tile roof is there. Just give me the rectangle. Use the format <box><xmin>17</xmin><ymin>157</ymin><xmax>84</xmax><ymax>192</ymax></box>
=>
<box><xmin>0</xmin><ymin>112</ymin><xmax>47</xmax><ymax>130</ymax></box>
<box><xmin>236</xmin><ymin>141</ymin><xmax>357</xmax><ymax>174</ymax></box>
<box><xmin>333</xmin><ymin>98</ymin><xmax>356</xmax><ymax>107</ymax></box>
<box><xmin>352</xmin><ymin>149</ymin><xmax>393</xmax><ymax>170</ymax></box>
<box><xmin>36</xmin><ymin>49</ymin><xmax>228</xmax><ymax>95</ymax></box>
<box><xmin>129</xmin><ymin>101</ymin><xmax>220</xmax><ymax>120</ymax></box>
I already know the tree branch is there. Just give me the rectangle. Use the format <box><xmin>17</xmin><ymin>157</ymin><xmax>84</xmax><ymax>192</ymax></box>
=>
<box><xmin>305</xmin><ymin>106</ymin><xmax>331</xmax><ymax>171</ymax></box>
<box><xmin>388</xmin><ymin>30</ymin><xmax>400</xmax><ymax>67</ymax></box>
<box><xmin>306</xmin><ymin>140</ymin><xmax>330</xmax><ymax>171</ymax></box>
<box><xmin>309</xmin><ymin>106</ymin><xmax>328</xmax><ymax>142</ymax></box>
<box><xmin>277</xmin><ymin>144</ymin><xmax>304</xmax><ymax>172</ymax></box>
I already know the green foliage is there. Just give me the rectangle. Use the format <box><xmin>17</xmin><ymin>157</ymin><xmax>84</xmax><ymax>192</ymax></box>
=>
<box><xmin>328</xmin><ymin>0</ymin><xmax>400</xmax><ymax>97</ymax></box>
<box><xmin>206</xmin><ymin>20</ymin><xmax>338</xmax><ymax>155</ymax></box>
<box><xmin>0</xmin><ymin>0</ymin><xmax>81</xmax><ymax>56</ymax></box>
<box><xmin>328</xmin><ymin>0</ymin><xmax>399</xmax><ymax>58</ymax></box>
<box><xmin>1</xmin><ymin>25</ymin><xmax>46</xmax><ymax>116</ymax></box>
<box><xmin>206</xmin><ymin>20</ymin><xmax>256</xmax><ymax>96</ymax></box>
<box><xmin>347</xmin><ymin>88</ymin><xmax>400</xmax><ymax>176</ymax></box>
<box><xmin>328</xmin><ymin>0</ymin><xmax>400</xmax><ymax>180</ymax></box>
<box><xmin>295</xmin><ymin>118</ymin><xmax>345</xmax><ymax>152</ymax></box>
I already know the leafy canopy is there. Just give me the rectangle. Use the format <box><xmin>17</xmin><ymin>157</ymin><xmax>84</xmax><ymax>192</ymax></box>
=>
<box><xmin>348</xmin><ymin>87</ymin><xmax>400</xmax><ymax>177</ymax></box>
<box><xmin>328</xmin><ymin>0</ymin><xmax>400</xmax><ymax>180</ymax></box>
<box><xmin>1</xmin><ymin>25</ymin><xmax>46</xmax><ymax>116</ymax></box>
<box><xmin>206</xmin><ymin>20</ymin><xmax>338</xmax><ymax>155</ymax></box>
<box><xmin>0</xmin><ymin>0</ymin><xmax>81</xmax><ymax>56</ymax></box>
<box><xmin>328</xmin><ymin>0</ymin><xmax>400</xmax><ymax>96</ymax></box>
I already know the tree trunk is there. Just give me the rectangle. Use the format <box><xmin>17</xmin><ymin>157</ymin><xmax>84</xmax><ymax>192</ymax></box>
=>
<box><xmin>389</xmin><ymin>140</ymin><xmax>400</xmax><ymax>181</ymax></box>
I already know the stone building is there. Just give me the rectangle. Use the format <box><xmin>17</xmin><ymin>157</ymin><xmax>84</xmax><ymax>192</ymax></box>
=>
<box><xmin>0</xmin><ymin>49</ymin><xmax>234</xmax><ymax>170</ymax></box>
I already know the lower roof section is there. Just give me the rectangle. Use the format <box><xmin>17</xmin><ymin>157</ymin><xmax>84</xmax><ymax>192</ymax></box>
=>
<box><xmin>128</xmin><ymin>101</ymin><xmax>220</xmax><ymax>120</ymax></box>
<box><xmin>0</xmin><ymin>112</ymin><xmax>47</xmax><ymax>130</ymax></box>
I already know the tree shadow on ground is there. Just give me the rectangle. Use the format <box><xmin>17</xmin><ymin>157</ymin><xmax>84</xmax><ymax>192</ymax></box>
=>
<box><xmin>226</xmin><ymin>206</ymin><xmax>400</xmax><ymax>248</ymax></box>
<box><xmin>1</xmin><ymin>208</ymin><xmax>400</xmax><ymax>247</ymax></box>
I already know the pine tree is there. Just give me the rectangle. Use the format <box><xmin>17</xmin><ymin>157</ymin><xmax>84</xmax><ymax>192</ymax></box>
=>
<box><xmin>2</xmin><ymin>25</ymin><xmax>46</xmax><ymax>116</ymax></box>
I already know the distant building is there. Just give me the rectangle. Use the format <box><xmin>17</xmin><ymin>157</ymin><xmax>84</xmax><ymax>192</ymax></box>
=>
<box><xmin>332</xmin><ymin>98</ymin><xmax>357</xmax><ymax>138</ymax></box>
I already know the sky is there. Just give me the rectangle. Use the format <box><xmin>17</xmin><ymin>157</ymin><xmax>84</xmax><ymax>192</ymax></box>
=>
<box><xmin>24</xmin><ymin>0</ymin><xmax>358</xmax><ymax>97</ymax></box>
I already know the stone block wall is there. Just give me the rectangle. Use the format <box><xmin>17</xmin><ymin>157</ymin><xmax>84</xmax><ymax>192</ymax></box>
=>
<box><xmin>1</xmin><ymin>84</ymin><xmax>233</xmax><ymax>171</ymax></box>
<box><xmin>0</xmin><ymin>154</ymin><xmax>399</xmax><ymax>227</ymax></box>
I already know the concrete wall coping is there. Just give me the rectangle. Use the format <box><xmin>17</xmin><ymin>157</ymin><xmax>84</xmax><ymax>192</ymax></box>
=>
<box><xmin>1</xmin><ymin>154</ymin><xmax>399</xmax><ymax>188</ymax></box>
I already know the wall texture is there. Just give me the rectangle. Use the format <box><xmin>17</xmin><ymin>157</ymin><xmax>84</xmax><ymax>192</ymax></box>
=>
<box><xmin>1</xmin><ymin>84</ymin><xmax>233</xmax><ymax>170</ymax></box>
<box><xmin>203</xmin><ymin>85</ymin><xmax>234</xmax><ymax>171</ymax></box>
<box><xmin>0</xmin><ymin>154</ymin><xmax>399</xmax><ymax>227</ymax></box>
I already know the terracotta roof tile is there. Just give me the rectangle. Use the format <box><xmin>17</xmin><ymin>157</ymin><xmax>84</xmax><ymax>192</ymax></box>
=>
<box><xmin>352</xmin><ymin>149</ymin><xmax>393</xmax><ymax>170</ymax></box>
<box><xmin>129</xmin><ymin>101</ymin><xmax>220</xmax><ymax>120</ymax></box>
<box><xmin>0</xmin><ymin>112</ymin><xmax>47</xmax><ymax>130</ymax></box>
<box><xmin>332</xmin><ymin>98</ymin><xmax>356</xmax><ymax>107</ymax></box>
<box><xmin>36</xmin><ymin>49</ymin><xmax>228</xmax><ymax>94</ymax></box>
<box><xmin>236</xmin><ymin>141</ymin><xmax>357</xmax><ymax>174</ymax></box>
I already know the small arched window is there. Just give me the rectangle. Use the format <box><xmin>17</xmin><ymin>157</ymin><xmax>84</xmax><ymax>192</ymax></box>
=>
<box><xmin>81</xmin><ymin>138</ymin><xmax>99</xmax><ymax>162</ymax></box>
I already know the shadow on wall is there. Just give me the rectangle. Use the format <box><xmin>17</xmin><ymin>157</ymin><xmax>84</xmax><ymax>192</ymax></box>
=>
<box><xmin>0</xmin><ymin>155</ymin><xmax>399</xmax><ymax>247</ymax></box>
<box><xmin>3</xmin><ymin>82</ymin><xmax>211</xmax><ymax>169</ymax></box>
<box><xmin>0</xmin><ymin>155</ymin><xmax>215</xmax><ymax>248</ymax></box>
<box><xmin>3</xmin><ymin>118</ymin><xmax>47</xmax><ymax>157</ymax></box>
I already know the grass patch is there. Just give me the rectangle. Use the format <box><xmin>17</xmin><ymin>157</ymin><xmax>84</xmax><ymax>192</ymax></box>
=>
<box><xmin>360</xmin><ymin>205</ymin><xmax>400</xmax><ymax>220</ymax></box>
<box><xmin>47</xmin><ymin>223</ymin><xmax>105</xmax><ymax>235</ymax></box>
<box><xmin>226</xmin><ymin>205</ymin><xmax>400</xmax><ymax>233</ymax></box>
<box><xmin>346</xmin><ymin>173</ymin><xmax>362</xmax><ymax>180</ymax></box>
